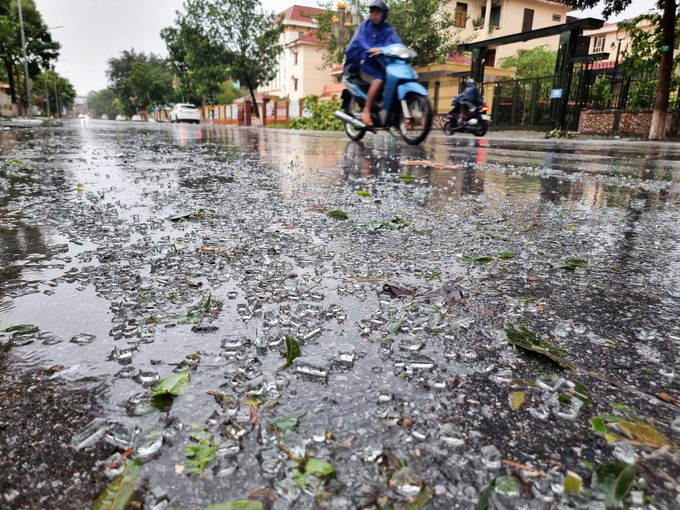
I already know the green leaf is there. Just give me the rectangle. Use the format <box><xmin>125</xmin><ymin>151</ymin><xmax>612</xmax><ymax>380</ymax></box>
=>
<box><xmin>403</xmin><ymin>488</ymin><xmax>434</xmax><ymax>510</ymax></box>
<box><xmin>592</xmin><ymin>461</ymin><xmax>635</xmax><ymax>509</ymax></box>
<box><xmin>170</xmin><ymin>239</ymin><xmax>187</xmax><ymax>252</ymax></box>
<box><xmin>496</xmin><ymin>252</ymin><xmax>515</xmax><ymax>260</ymax></box>
<box><xmin>475</xmin><ymin>476</ymin><xmax>498</xmax><ymax>510</ymax></box>
<box><xmin>571</xmin><ymin>381</ymin><xmax>592</xmax><ymax>407</ymax></box>
<box><xmin>555</xmin><ymin>258</ymin><xmax>589</xmax><ymax>270</ymax></box>
<box><xmin>327</xmin><ymin>210</ymin><xmax>348</xmax><ymax>220</ymax></box>
<box><xmin>3</xmin><ymin>324</ymin><xmax>40</xmax><ymax>336</ymax></box>
<box><xmin>387</xmin><ymin>317</ymin><xmax>403</xmax><ymax>334</ymax></box>
<box><xmin>398</xmin><ymin>174</ymin><xmax>417</xmax><ymax>180</ymax></box>
<box><xmin>93</xmin><ymin>460</ymin><xmax>141</xmax><ymax>510</ymax></box>
<box><xmin>610</xmin><ymin>402</ymin><xmax>631</xmax><ymax>411</ymax></box>
<box><xmin>278</xmin><ymin>335</ymin><xmax>301</xmax><ymax>371</ymax></box>
<box><xmin>152</xmin><ymin>370</ymin><xmax>190</xmax><ymax>397</ymax></box>
<box><xmin>581</xmin><ymin>460</ymin><xmax>594</xmax><ymax>470</ymax></box>
<box><xmin>517</xmin><ymin>296</ymin><xmax>536</xmax><ymax>303</ymax></box>
<box><xmin>601</xmin><ymin>414</ymin><xmax>627</xmax><ymax>423</ymax></box>
<box><xmin>462</xmin><ymin>254</ymin><xmax>493</xmax><ymax>263</ymax></box>
<box><xmin>204</xmin><ymin>501</ymin><xmax>264</xmax><ymax>510</ymax></box>
<box><xmin>184</xmin><ymin>433</ymin><xmax>215</xmax><ymax>477</ymax></box>
<box><xmin>591</xmin><ymin>417</ymin><xmax>607</xmax><ymax>434</ymax></box>
<box><xmin>304</xmin><ymin>458</ymin><xmax>334</xmax><ymax>476</ymax></box>
<box><xmin>356</xmin><ymin>190</ymin><xmax>371</xmax><ymax>196</ymax></box>
<box><xmin>272</xmin><ymin>411</ymin><xmax>306</xmax><ymax>432</ymax></box>
<box><xmin>563</xmin><ymin>473</ymin><xmax>583</xmax><ymax>494</ymax></box>
<box><xmin>505</xmin><ymin>323</ymin><xmax>574</xmax><ymax>370</ymax></box>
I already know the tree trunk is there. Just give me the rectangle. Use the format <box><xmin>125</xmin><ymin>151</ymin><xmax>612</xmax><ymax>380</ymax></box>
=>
<box><xmin>649</xmin><ymin>0</ymin><xmax>676</xmax><ymax>140</ymax></box>
<box><xmin>4</xmin><ymin>58</ymin><xmax>18</xmax><ymax>116</ymax></box>
<box><xmin>13</xmin><ymin>63</ymin><xmax>23</xmax><ymax>116</ymax></box>
<box><xmin>247</xmin><ymin>80</ymin><xmax>260</xmax><ymax>120</ymax></box>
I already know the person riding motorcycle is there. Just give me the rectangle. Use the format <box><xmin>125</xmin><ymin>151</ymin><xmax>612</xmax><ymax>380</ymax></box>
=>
<box><xmin>452</xmin><ymin>79</ymin><xmax>484</xmax><ymax>122</ymax></box>
<box><xmin>344</xmin><ymin>0</ymin><xmax>402</xmax><ymax>127</ymax></box>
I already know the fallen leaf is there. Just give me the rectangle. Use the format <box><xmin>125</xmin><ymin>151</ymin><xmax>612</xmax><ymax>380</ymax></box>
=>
<box><xmin>175</xmin><ymin>464</ymin><xmax>185</xmax><ymax>474</ymax></box>
<box><xmin>592</xmin><ymin>461</ymin><xmax>635</xmax><ymax>510</ymax></box>
<box><xmin>277</xmin><ymin>335</ymin><xmax>301</xmax><ymax>371</ymax></box>
<box><xmin>656</xmin><ymin>392</ymin><xmax>680</xmax><ymax>408</ymax></box>
<box><xmin>563</xmin><ymin>472</ymin><xmax>583</xmax><ymax>494</ymax></box>
<box><xmin>327</xmin><ymin>210</ymin><xmax>348</xmax><ymax>220</ymax></box>
<box><xmin>76</xmin><ymin>183</ymin><xmax>85</xmax><ymax>191</ymax></box>
<box><xmin>511</xmin><ymin>391</ymin><xmax>526</xmax><ymax>410</ymax></box>
<box><xmin>403</xmin><ymin>488</ymin><xmax>434</xmax><ymax>510</ymax></box>
<box><xmin>335</xmin><ymin>436</ymin><xmax>356</xmax><ymax>448</ymax></box>
<box><xmin>271</xmin><ymin>411</ymin><xmax>305</xmax><ymax>432</ymax></box>
<box><xmin>152</xmin><ymin>370</ymin><xmax>190</xmax><ymax>397</ymax></box>
<box><xmin>93</xmin><ymin>460</ymin><xmax>141</xmax><ymax>510</ymax></box>
<box><xmin>505</xmin><ymin>323</ymin><xmax>574</xmax><ymax>370</ymax></box>
<box><xmin>611</xmin><ymin>421</ymin><xmax>670</xmax><ymax>448</ymax></box>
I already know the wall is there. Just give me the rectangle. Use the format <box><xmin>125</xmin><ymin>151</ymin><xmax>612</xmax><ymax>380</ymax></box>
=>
<box><xmin>448</xmin><ymin>0</ymin><xmax>570</xmax><ymax>62</ymax></box>
<box><xmin>579</xmin><ymin>109</ymin><xmax>678</xmax><ymax>137</ymax></box>
<box><xmin>296</xmin><ymin>45</ymin><xmax>330</xmax><ymax>102</ymax></box>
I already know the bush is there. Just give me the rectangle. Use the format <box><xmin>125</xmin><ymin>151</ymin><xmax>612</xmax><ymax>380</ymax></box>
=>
<box><xmin>589</xmin><ymin>76</ymin><xmax>613</xmax><ymax>109</ymax></box>
<box><xmin>288</xmin><ymin>96</ymin><xmax>343</xmax><ymax>131</ymax></box>
<box><xmin>627</xmin><ymin>79</ymin><xmax>657</xmax><ymax>110</ymax></box>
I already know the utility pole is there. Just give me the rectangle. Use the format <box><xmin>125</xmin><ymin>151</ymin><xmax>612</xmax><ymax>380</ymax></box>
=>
<box><xmin>44</xmin><ymin>66</ymin><xmax>50</xmax><ymax>117</ymax></box>
<box><xmin>17</xmin><ymin>0</ymin><xmax>32</xmax><ymax>117</ymax></box>
<box><xmin>53</xmin><ymin>65</ymin><xmax>61</xmax><ymax>117</ymax></box>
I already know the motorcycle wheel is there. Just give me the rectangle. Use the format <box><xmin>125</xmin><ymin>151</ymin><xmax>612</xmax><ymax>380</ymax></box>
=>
<box><xmin>344</xmin><ymin>98</ymin><xmax>366</xmax><ymax>142</ymax></box>
<box><xmin>474</xmin><ymin>121</ymin><xmax>488</xmax><ymax>137</ymax></box>
<box><xmin>399</xmin><ymin>94</ymin><xmax>432</xmax><ymax>145</ymax></box>
<box><xmin>443</xmin><ymin>121</ymin><xmax>455</xmax><ymax>136</ymax></box>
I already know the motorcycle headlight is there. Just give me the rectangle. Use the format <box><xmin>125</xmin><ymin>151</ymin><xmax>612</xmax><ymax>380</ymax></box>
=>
<box><xmin>397</xmin><ymin>48</ymin><xmax>412</xmax><ymax>59</ymax></box>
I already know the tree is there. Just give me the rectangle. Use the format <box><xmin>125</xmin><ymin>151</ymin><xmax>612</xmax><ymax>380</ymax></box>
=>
<box><xmin>215</xmin><ymin>80</ymin><xmax>243</xmax><ymax>105</ymax></box>
<box><xmin>106</xmin><ymin>50</ymin><xmax>174</xmax><ymax>116</ymax></box>
<box><xmin>183</xmin><ymin>0</ymin><xmax>284</xmax><ymax>119</ymax></box>
<box><xmin>0</xmin><ymin>0</ymin><xmax>60</xmax><ymax>114</ymax></box>
<box><xmin>87</xmin><ymin>88</ymin><xmax>123</xmax><ymax>118</ymax></box>
<box><xmin>499</xmin><ymin>46</ymin><xmax>557</xmax><ymax>79</ymax></box>
<box><xmin>312</xmin><ymin>0</ymin><xmax>467</xmax><ymax>70</ymax></box>
<box><xmin>568</xmin><ymin>0</ymin><xmax>676</xmax><ymax>139</ymax></box>
<box><xmin>31</xmin><ymin>69</ymin><xmax>75</xmax><ymax>114</ymax></box>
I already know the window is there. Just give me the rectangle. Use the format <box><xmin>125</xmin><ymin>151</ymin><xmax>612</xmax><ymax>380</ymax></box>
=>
<box><xmin>593</xmin><ymin>36</ymin><xmax>605</xmax><ymax>53</ymax></box>
<box><xmin>552</xmin><ymin>14</ymin><xmax>561</xmax><ymax>22</ymax></box>
<box><xmin>485</xmin><ymin>49</ymin><xmax>496</xmax><ymax>68</ymax></box>
<box><xmin>294</xmin><ymin>79</ymin><xmax>298</xmax><ymax>92</ymax></box>
<box><xmin>455</xmin><ymin>3</ymin><xmax>467</xmax><ymax>28</ymax></box>
<box><xmin>293</xmin><ymin>52</ymin><xmax>298</xmax><ymax>65</ymax></box>
<box><xmin>481</xmin><ymin>6</ymin><xmax>501</xmax><ymax>28</ymax></box>
<box><xmin>522</xmin><ymin>8</ymin><xmax>534</xmax><ymax>32</ymax></box>
<box><xmin>299</xmin><ymin>31</ymin><xmax>305</xmax><ymax>38</ymax></box>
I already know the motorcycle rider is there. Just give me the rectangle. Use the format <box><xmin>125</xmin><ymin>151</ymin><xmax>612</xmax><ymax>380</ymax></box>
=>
<box><xmin>344</xmin><ymin>0</ymin><xmax>402</xmax><ymax>127</ymax></box>
<box><xmin>453</xmin><ymin>79</ymin><xmax>485</xmax><ymax>122</ymax></box>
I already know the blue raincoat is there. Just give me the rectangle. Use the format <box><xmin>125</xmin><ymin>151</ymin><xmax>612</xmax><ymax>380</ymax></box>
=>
<box><xmin>453</xmin><ymin>82</ymin><xmax>485</xmax><ymax>107</ymax></box>
<box><xmin>344</xmin><ymin>19</ymin><xmax>402</xmax><ymax>80</ymax></box>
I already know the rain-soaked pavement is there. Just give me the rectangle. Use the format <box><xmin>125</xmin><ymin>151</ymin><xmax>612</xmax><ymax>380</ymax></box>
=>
<box><xmin>1</xmin><ymin>121</ymin><xmax>679</xmax><ymax>510</ymax></box>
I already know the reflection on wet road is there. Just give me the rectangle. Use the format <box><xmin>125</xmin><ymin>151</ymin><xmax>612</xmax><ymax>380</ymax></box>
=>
<box><xmin>1</xmin><ymin>122</ymin><xmax>679</xmax><ymax>509</ymax></box>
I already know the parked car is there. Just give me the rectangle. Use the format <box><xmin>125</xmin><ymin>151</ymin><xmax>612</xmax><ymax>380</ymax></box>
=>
<box><xmin>131</xmin><ymin>115</ymin><xmax>143</xmax><ymax>122</ymax></box>
<box><xmin>170</xmin><ymin>104</ymin><xmax>201</xmax><ymax>124</ymax></box>
<box><xmin>101</xmin><ymin>114</ymin><xmax>109</xmax><ymax>120</ymax></box>
<box><xmin>116</xmin><ymin>114</ymin><xmax>126</xmax><ymax>121</ymax></box>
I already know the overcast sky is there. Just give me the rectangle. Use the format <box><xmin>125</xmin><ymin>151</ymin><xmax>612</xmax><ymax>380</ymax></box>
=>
<box><xmin>36</xmin><ymin>0</ymin><xmax>654</xmax><ymax>97</ymax></box>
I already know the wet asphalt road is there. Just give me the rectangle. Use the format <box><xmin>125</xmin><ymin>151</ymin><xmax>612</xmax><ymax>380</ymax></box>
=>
<box><xmin>1</xmin><ymin>121</ymin><xmax>679</xmax><ymax>510</ymax></box>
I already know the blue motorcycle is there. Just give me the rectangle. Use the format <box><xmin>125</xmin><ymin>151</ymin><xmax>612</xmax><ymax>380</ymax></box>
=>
<box><xmin>335</xmin><ymin>44</ymin><xmax>433</xmax><ymax>145</ymax></box>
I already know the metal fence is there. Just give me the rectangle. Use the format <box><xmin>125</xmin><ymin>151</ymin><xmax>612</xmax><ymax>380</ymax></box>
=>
<box><xmin>423</xmin><ymin>66</ymin><xmax>680</xmax><ymax>130</ymax></box>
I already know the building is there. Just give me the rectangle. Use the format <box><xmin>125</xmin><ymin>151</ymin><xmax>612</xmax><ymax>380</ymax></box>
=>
<box><xmin>448</xmin><ymin>0</ymin><xmax>573</xmax><ymax>65</ymax></box>
<box><xmin>259</xmin><ymin>5</ymin><xmax>331</xmax><ymax>102</ymax></box>
<box><xmin>583</xmin><ymin>17</ymin><xmax>655</xmax><ymax>66</ymax></box>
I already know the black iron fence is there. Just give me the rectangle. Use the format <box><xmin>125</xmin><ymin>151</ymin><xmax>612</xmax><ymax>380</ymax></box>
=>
<box><xmin>422</xmin><ymin>65</ymin><xmax>678</xmax><ymax>130</ymax></box>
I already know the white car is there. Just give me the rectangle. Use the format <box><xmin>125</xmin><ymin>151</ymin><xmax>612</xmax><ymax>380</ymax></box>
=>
<box><xmin>116</xmin><ymin>114</ymin><xmax>126</xmax><ymax>121</ymax></box>
<box><xmin>101</xmin><ymin>114</ymin><xmax>109</xmax><ymax>120</ymax></box>
<box><xmin>171</xmin><ymin>104</ymin><xmax>201</xmax><ymax>124</ymax></box>
<box><xmin>131</xmin><ymin>115</ymin><xmax>143</xmax><ymax>122</ymax></box>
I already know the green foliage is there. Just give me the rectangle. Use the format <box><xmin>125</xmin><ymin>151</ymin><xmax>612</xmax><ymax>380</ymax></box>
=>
<box><xmin>106</xmin><ymin>49</ymin><xmax>174</xmax><ymax>116</ymax></box>
<box><xmin>87</xmin><ymin>88</ymin><xmax>122</xmax><ymax>118</ymax></box>
<box><xmin>627</xmin><ymin>78</ymin><xmax>658</xmax><ymax>110</ymax></box>
<box><xmin>93</xmin><ymin>460</ymin><xmax>141</xmax><ymax>510</ymax></box>
<box><xmin>184</xmin><ymin>426</ymin><xmax>215</xmax><ymax>477</ymax></box>
<box><xmin>215</xmin><ymin>80</ymin><xmax>243</xmax><ymax>105</ymax></box>
<box><xmin>499</xmin><ymin>46</ymin><xmax>557</xmax><ymax>79</ymax></box>
<box><xmin>29</xmin><ymin>70</ymin><xmax>76</xmax><ymax>113</ymax></box>
<box><xmin>545</xmin><ymin>128</ymin><xmax>574</xmax><ymax>139</ymax></box>
<box><xmin>183</xmin><ymin>0</ymin><xmax>285</xmax><ymax>119</ymax></box>
<box><xmin>0</xmin><ymin>0</ymin><xmax>60</xmax><ymax>110</ymax></box>
<box><xmin>313</xmin><ymin>0</ymin><xmax>467</xmax><ymax>69</ymax></box>
<box><xmin>288</xmin><ymin>97</ymin><xmax>343</xmax><ymax>131</ymax></box>
<box><xmin>589</xmin><ymin>76</ymin><xmax>613</xmax><ymax>109</ymax></box>
<box><xmin>618</xmin><ymin>12</ymin><xmax>680</xmax><ymax>77</ymax></box>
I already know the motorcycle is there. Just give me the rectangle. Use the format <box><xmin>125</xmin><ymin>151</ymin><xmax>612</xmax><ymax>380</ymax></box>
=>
<box><xmin>443</xmin><ymin>100</ymin><xmax>490</xmax><ymax>137</ymax></box>
<box><xmin>335</xmin><ymin>44</ymin><xmax>433</xmax><ymax>145</ymax></box>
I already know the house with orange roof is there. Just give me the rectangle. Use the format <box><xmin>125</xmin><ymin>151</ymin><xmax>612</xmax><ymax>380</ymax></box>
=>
<box><xmin>259</xmin><ymin>5</ymin><xmax>332</xmax><ymax>105</ymax></box>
